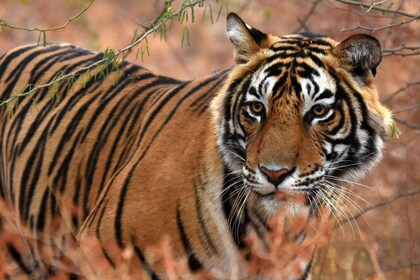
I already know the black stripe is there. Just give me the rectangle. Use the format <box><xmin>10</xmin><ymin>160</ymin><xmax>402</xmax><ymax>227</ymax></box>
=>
<box><xmin>20</xmin><ymin>124</ymin><xmax>50</xmax><ymax>222</ymax></box>
<box><xmin>176</xmin><ymin>204</ymin><xmax>203</xmax><ymax>272</ymax></box>
<box><xmin>36</xmin><ymin>187</ymin><xmax>50</xmax><ymax>231</ymax></box>
<box><xmin>193</xmin><ymin>181</ymin><xmax>218</xmax><ymax>255</ymax></box>
<box><xmin>87</xmin><ymin>77</ymin><xmax>167</xmax><ymax>208</ymax></box>
<box><xmin>48</xmin><ymin>93</ymin><xmax>99</xmax><ymax>177</ymax></box>
<box><xmin>114</xmin><ymin>168</ymin><xmax>133</xmax><ymax>248</ymax></box>
<box><xmin>131</xmin><ymin>236</ymin><xmax>161</xmax><ymax>280</ymax></box>
<box><xmin>47</xmin><ymin>64</ymin><xmax>113</xmax><ymax>135</ymax></box>
<box><xmin>221</xmin><ymin>167</ymin><xmax>247</xmax><ymax>249</ymax></box>
<box><xmin>113</xmin><ymin>79</ymin><xmax>209</xmax><ymax>244</ymax></box>
<box><xmin>7</xmin><ymin>245</ymin><xmax>32</xmax><ymax>274</ymax></box>
<box><xmin>95</xmin><ymin>203</ymin><xmax>116</xmax><ymax>268</ymax></box>
<box><xmin>96</xmin><ymin>95</ymin><xmax>152</xmax><ymax>200</ymax></box>
<box><xmin>300</xmin><ymin>260</ymin><xmax>312</xmax><ymax>280</ymax></box>
<box><xmin>2</xmin><ymin>46</ymin><xmax>63</xmax><ymax>102</ymax></box>
<box><xmin>131</xmin><ymin>75</ymin><xmax>224</xmax><ymax>167</ymax></box>
<box><xmin>13</xmin><ymin>54</ymin><xmax>104</xmax><ymax>157</ymax></box>
<box><xmin>0</xmin><ymin>45</ymin><xmax>37</xmax><ymax>81</ymax></box>
<box><xmin>190</xmin><ymin>70</ymin><xmax>228</xmax><ymax>111</ymax></box>
<box><xmin>52</xmin><ymin>131</ymin><xmax>83</xmax><ymax>194</ymax></box>
<box><xmin>79</xmin><ymin>65</ymin><xmax>143</xmax><ymax>142</ymax></box>
<box><xmin>28</xmin><ymin>46</ymin><xmax>83</xmax><ymax>82</ymax></box>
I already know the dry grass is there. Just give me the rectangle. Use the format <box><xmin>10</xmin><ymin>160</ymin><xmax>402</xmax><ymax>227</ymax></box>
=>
<box><xmin>0</xmin><ymin>196</ymin><xmax>336</xmax><ymax>279</ymax></box>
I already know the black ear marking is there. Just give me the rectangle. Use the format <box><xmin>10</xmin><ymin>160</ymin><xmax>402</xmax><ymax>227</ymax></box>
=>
<box><xmin>335</xmin><ymin>34</ymin><xmax>382</xmax><ymax>77</ymax></box>
<box><xmin>247</xmin><ymin>24</ymin><xmax>268</xmax><ymax>46</ymax></box>
<box><xmin>226</xmin><ymin>12</ymin><xmax>269</xmax><ymax>64</ymax></box>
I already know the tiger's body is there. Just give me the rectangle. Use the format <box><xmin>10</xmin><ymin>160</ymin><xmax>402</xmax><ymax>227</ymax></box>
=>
<box><xmin>0</xmin><ymin>13</ymin><xmax>391</xmax><ymax>279</ymax></box>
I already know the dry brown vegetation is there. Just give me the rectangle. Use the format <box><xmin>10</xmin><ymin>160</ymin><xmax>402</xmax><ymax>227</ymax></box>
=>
<box><xmin>0</xmin><ymin>0</ymin><xmax>419</xmax><ymax>279</ymax></box>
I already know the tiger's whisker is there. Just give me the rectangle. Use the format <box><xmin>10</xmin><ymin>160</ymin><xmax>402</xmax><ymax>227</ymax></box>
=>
<box><xmin>324</xmin><ymin>175</ymin><xmax>373</xmax><ymax>189</ymax></box>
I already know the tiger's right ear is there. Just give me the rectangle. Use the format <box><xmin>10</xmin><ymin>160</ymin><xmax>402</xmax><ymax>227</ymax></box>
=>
<box><xmin>226</xmin><ymin>13</ymin><xmax>270</xmax><ymax>64</ymax></box>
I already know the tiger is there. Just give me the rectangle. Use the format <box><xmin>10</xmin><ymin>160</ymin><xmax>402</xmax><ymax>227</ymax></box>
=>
<box><xmin>0</xmin><ymin>12</ymin><xmax>392</xmax><ymax>279</ymax></box>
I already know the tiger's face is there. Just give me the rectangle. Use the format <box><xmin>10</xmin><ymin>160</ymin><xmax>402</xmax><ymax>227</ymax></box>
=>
<box><xmin>213</xmin><ymin>14</ymin><xmax>392</xmax><ymax>217</ymax></box>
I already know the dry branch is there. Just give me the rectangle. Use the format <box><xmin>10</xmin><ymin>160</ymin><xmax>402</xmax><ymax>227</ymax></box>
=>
<box><xmin>0</xmin><ymin>1</ymin><xmax>94</xmax><ymax>32</ymax></box>
<box><xmin>334</xmin><ymin>0</ymin><xmax>419</xmax><ymax>17</ymax></box>
<box><xmin>338</xmin><ymin>188</ymin><xmax>420</xmax><ymax>226</ymax></box>
<box><xmin>382</xmin><ymin>45</ymin><xmax>420</xmax><ymax>57</ymax></box>
<box><xmin>393</xmin><ymin>117</ymin><xmax>420</xmax><ymax>130</ymax></box>
<box><xmin>382</xmin><ymin>80</ymin><xmax>420</xmax><ymax>103</ymax></box>
<box><xmin>294</xmin><ymin>0</ymin><xmax>322</xmax><ymax>33</ymax></box>
<box><xmin>341</xmin><ymin>13</ymin><xmax>419</xmax><ymax>32</ymax></box>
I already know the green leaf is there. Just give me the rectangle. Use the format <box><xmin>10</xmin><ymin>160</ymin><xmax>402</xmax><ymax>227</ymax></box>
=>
<box><xmin>208</xmin><ymin>2</ymin><xmax>214</xmax><ymax>24</ymax></box>
<box><xmin>42</xmin><ymin>31</ymin><xmax>46</xmax><ymax>46</ymax></box>
<box><xmin>181</xmin><ymin>26</ymin><xmax>190</xmax><ymax>47</ymax></box>
<box><xmin>19</xmin><ymin>0</ymin><xmax>32</xmax><ymax>5</ymax></box>
<box><xmin>383</xmin><ymin>2</ymin><xmax>394</xmax><ymax>16</ymax></box>
<box><xmin>190</xmin><ymin>4</ymin><xmax>195</xmax><ymax>22</ymax></box>
<box><xmin>391</xmin><ymin>119</ymin><xmax>401</xmax><ymax>139</ymax></box>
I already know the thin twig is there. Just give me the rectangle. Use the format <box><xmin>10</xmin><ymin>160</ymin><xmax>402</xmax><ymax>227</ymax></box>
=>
<box><xmin>294</xmin><ymin>0</ymin><xmax>322</xmax><ymax>33</ymax></box>
<box><xmin>366</xmin><ymin>0</ymin><xmax>389</xmax><ymax>13</ymax></box>
<box><xmin>382</xmin><ymin>45</ymin><xmax>420</xmax><ymax>57</ymax></box>
<box><xmin>366</xmin><ymin>261</ymin><xmax>420</xmax><ymax>279</ymax></box>
<box><xmin>394</xmin><ymin>117</ymin><xmax>420</xmax><ymax>130</ymax></box>
<box><xmin>392</xmin><ymin>104</ymin><xmax>420</xmax><ymax>114</ymax></box>
<box><xmin>341</xmin><ymin>14</ymin><xmax>419</xmax><ymax>32</ymax></box>
<box><xmin>0</xmin><ymin>0</ymin><xmax>95</xmax><ymax>32</ymax></box>
<box><xmin>382</xmin><ymin>80</ymin><xmax>420</xmax><ymax>103</ymax></box>
<box><xmin>359</xmin><ymin>230</ymin><xmax>386</xmax><ymax>280</ymax></box>
<box><xmin>334</xmin><ymin>0</ymin><xmax>419</xmax><ymax>17</ymax></box>
<box><xmin>338</xmin><ymin>188</ymin><xmax>420</xmax><ymax>226</ymax></box>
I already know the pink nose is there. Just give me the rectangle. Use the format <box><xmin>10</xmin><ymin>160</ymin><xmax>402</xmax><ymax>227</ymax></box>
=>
<box><xmin>260</xmin><ymin>166</ymin><xmax>290</xmax><ymax>186</ymax></box>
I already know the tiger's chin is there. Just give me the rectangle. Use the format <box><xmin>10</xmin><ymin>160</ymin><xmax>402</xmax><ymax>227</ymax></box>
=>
<box><xmin>249</xmin><ymin>188</ymin><xmax>313</xmax><ymax>220</ymax></box>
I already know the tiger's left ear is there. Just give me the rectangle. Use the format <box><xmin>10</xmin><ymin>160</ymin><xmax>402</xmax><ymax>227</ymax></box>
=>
<box><xmin>334</xmin><ymin>34</ymin><xmax>382</xmax><ymax>78</ymax></box>
<box><xmin>226</xmin><ymin>13</ymin><xmax>270</xmax><ymax>64</ymax></box>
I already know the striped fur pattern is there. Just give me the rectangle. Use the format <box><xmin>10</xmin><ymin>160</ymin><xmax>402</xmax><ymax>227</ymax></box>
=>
<box><xmin>0</xmin><ymin>13</ymin><xmax>391</xmax><ymax>279</ymax></box>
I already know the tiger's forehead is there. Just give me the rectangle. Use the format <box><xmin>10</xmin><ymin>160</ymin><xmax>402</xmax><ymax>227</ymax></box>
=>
<box><xmin>246</xmin><ymin>41</ymin><xmax>338</xmax><ymax>111</ymax></box>
<box><xmin>248</xmin><ymin>64</ymin><xmax>336</xmax><ymax>102</ymax></box>
<box><xmin>269</xmin><ymin>34</ymin><xmax>337</xmax><ymax>51</ymax></box>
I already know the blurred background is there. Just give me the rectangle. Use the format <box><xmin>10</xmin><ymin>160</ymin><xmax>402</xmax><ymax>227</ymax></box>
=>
<box><xmin>0</xmin><ymin>0</ymin><xmax>418</xmax><ymax>279</ymax></box>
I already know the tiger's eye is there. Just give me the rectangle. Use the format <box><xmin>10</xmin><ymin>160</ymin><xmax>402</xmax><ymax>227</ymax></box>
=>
<box><xmin>249</xmin><ymin>102</ymin><xmax>264</xmax><ymax>115</ymax></box>
<box><xmin>311</xmin><ymin>104</ymin><xmax>328</xmax><ymax>117</ymax></box>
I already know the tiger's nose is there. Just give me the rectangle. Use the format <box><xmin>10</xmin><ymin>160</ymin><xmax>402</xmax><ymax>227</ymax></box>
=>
<box><xmin>259</xmin><ymin>165</ymin><xmax>291</xmax><ymax>186</ymax></box>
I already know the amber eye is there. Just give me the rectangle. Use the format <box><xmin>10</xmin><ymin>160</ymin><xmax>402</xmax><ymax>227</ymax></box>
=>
<box><xmin>311</xmin><ymin>104</ymin><xmax>329</xmax><ymax>117</ymax></box>
<box><xmin>249</xmin><ymin>102</ymin><xmax>265</xmax><ymax>115</ymax></box>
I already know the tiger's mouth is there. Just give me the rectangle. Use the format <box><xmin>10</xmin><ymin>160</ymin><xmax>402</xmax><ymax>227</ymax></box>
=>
<box><xmin>253</xmin><ymin>189</ymin><xmax>311</xmax><ymax>205</ymax></box>
<box><xmin>244</xmin><ymin>172</ymin><xmax>331</xmax><ymax>214</ymax></box>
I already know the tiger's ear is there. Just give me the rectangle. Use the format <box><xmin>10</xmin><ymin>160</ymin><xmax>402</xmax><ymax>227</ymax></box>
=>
<box><xmin>226</xmin><ymin>13</ymin><xmax>270</xmax><ymax>64</ymax></box>
<box><xmin>334</xmin><ymin>34</ymin><xmax>382</xmax><ymax>78</ymax></box>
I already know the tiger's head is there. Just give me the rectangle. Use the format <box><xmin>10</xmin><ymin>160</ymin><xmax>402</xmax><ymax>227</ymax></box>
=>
<box><xmin>211</xmin><ymin>13</ymin><xmax>392</xmax><ymax>218</ymax></box>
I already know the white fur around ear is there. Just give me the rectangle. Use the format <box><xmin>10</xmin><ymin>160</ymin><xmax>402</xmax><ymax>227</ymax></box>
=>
<box><xmin>226</xmin><ymin>13</ymin><xmax>269</xmax><ymax>64</ymax></box>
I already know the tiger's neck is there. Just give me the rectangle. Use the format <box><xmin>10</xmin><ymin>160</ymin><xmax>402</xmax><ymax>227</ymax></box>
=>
<box><xmin>188</xmin><ymin>131</ymin><xmax>272</xmax><ymax>277</ymax></box>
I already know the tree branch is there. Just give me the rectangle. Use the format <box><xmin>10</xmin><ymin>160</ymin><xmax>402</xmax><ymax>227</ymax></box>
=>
<box><xmin>0</xmin><ymin>0</ymin><xmax>94</xmax><ymax>32</ymax></box>
<box><xmin>366</xmin><ymin>261</ymin><xmax>420</xmax><ymax>278</ymax></box>
<box><xmin>392</xmin><ymin>104</ymin><xmax>420</xmax><ymax>114</ymax></box>
<box><xmin>382</xmin><ymin>80</ymin><xmax>420</xmax><ymax>103</ymax></box>
<box><xmin>334</xmin><ymin>0</ymin><xmax>419</xmax><ymax>18</ymax></box>
<box><xmin>293</xmin><ymin>0</ymin><xmax>322</xmax><ymax>33</ymax></box>
<box><xmin>393</xmin><ymin>117</ymin><xmax>420</xmax><ymax>130</ymax></box>
<box><xmin>382</xmin><ymin>45</ymin><xmax>420</xmax><ymax>57</ymax></box>
<box><xmin>341</xmin><ymin>14</ymin><xmax>419</xmax><ymax>32</ymax></box>
<box><xmin>338</xmin><ymin>188</ymin><xmax>420</xmax><ymax>226</ymax></box>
